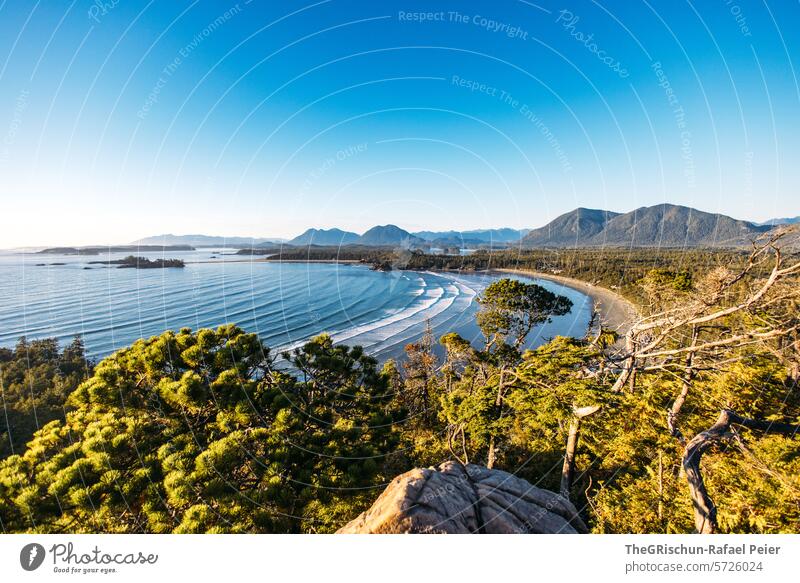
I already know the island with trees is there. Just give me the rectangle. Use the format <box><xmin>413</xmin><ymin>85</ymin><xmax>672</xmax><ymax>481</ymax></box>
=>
<box><xmin>88</xmin><ymin>255</ymin><xmax>185</xmax><ymax>269</ymax></box>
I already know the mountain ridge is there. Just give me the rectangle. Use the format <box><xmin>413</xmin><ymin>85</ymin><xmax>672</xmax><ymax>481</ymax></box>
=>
<box><xmin>521</xmin><ymin>204</ymin><xmax>771</xmax><ymax>248</ymax></box>
<box><xmin>357</xmin><ymin>224</ymin><xmax>425</xmax><ymax>247</ymax></box>
<box><xmin>287</xmin><ymin>228</ymin><xmax>360</xmax><ymax>246</ymax></box>
<box><xmin>757</xmin><ymin>216</ymin><xmax>800</xmax><ymax>227</ymax></box>
<box><xmin>412</xmin><ymin>228</ymin><xmax>529</xmax><ymax>243</ymax></box>
<box><xmin>522</xmin><ymin>208</ymin><xmax>621</xmax><ymax>247</ymax></box>
<box><xmin>132</xmin><ymin>205</ymin><xmax>790</xmax><ymax>251</ymax></box>
<box><xmin>132</xmin><ymin>234</ymin><xmax>284</xmax><ymax>247</ymax></box>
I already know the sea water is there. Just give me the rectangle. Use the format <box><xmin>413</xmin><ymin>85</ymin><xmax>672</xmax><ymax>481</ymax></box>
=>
<box><xmin>0</xmin><ymin>250</ymin><xmax>592</xmax><ymax>361</ymax></box>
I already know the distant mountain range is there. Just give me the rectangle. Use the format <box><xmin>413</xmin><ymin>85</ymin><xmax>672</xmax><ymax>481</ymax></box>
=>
<box><xmin>130</xmin><ymin>205</ymin><xmax>795</xmax><ymax>252</ymax></box>
<box><xmin>287</xmin><ymin>228</ymin><xmax>360</xmax><ymax>246</ymax></box>
<box><xmin>412</xmin><ymin>228</ymin><xmax>529</xmax><ymax>243</ymax></box>
<box><xmin>131</xmin><ymin>234</ymin><xmax>285</xmax><ymax>247</ymax></box>
<box><xmin>276</xmin><ymin>225</ymin><xmax>425</xmax><ymax>248</ymax></box>
<box><xmin>284</xmin><ymin>206</ymin><xmax>776</xmax><ymax>249</ymax></box>
<box><xmin>756</xmin><ymin>216</ymin><xmax>800</xmax><ymax>227</ymax></box>
<box><xmin>358</xmin><ymin>225</ymin><xmax>425</xmax><ymax>247</ymax></box>
<box><xmin>39</xmin><ymin>245</ymin><xmax>194</xmax><ymax>255</ymax></box>
<box><xmin>282</xmin><ymin>226</ymin><xmax>516</xmax><ymax>248</ymax></box>
<box><xmin>521</xmin><ymin>204</ymin><xmax>773</xmax><ymax>248</ymax></box>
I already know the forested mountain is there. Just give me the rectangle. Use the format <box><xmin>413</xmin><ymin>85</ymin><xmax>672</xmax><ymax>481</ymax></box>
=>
<box><xmin>521</xmin><ymin>204</ymin><xmax>770</xmax><ymax>247</ymax></box>
<box><xmin>597</xmin><ymin>204</ymin><xmax>770</xmax><ymax>246</ymax></box>
<box><xmin>284</xmin><ymin>226</ymin><xmax>424</xmax><ymax>247</ymax></box>
<box><xmin>357</xmin><ymin>225</ymin><xmax>425</xmax><ymax>247</ymax></box>
<box><xmin>521</xmin><ymin>208</ymin><xmax>620</xmax><ymax>246</ymax></box>
<box><xmin>287</xmin><ymin>228</ymin><xmax>360</xmax><ymax>246</ymax></box>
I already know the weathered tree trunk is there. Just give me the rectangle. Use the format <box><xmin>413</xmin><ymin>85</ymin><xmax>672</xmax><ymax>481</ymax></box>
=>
<box><xmin>683</xmin><ymin>433</ymin><xmax>719</xmax><ymax>534</ymax></box>
<box><xmin>560</xmin><ymin>405</ymin><xmax>601</xmax><ymax>500</ymax></box>
<box><xmin>667</xmin><ymin>326</ymin><xmax>699</xmax><ymax>441</ymax></box>
<box><xmin>486</xmin><ymin>369</ymin><xmax>507</xmax><ymax>469</ymax></box>
<box><xmin>612</xmin><ymin>331</ymin><xmax>637</xmax><ymax>392</ymax></box>
<box><xmin>486</xmin><ymin>435</ymin><xmax>497</xmax><ymax>469</ymax></box>
<box><xmin>683</xmin><ymin>409</ymin><xmax>800</xmax><ymax>534</ymax></box>
<box><xmin>560</xmin><ymin>417</ymin><xmax>581</xmax><ymax>499</ymax></box>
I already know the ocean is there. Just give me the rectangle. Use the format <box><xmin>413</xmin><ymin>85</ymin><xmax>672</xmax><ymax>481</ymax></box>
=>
<box><xmin>0</xmin><ymin>249</ymin><xmax>592</xmax><ymax>362</ymax></box>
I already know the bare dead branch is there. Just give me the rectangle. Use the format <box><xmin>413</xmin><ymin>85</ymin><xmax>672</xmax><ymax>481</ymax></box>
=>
<box><xmin>683</xmin><ymin>408</ymin><xmax>800</xmax><ymax>534</ymax></box>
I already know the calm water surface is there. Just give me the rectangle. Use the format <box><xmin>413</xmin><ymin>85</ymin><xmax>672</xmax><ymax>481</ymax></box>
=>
<box><xmin>0</xmin><ymin>249</ymin><xmax>592</xmax><ymax>361</ymax></box>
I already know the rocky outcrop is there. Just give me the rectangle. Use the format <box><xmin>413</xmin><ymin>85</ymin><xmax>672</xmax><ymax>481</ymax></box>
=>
<box><xmin>337</xmin><ymin>461</ymin><xmax>587</xmax><ymax>534</ymax></box>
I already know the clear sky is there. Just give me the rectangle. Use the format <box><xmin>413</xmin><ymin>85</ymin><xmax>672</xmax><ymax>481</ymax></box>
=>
<box><xmin>0</xmin><ymin>0</ymin><xmax>798</xmax><ymax>247</ymax></box>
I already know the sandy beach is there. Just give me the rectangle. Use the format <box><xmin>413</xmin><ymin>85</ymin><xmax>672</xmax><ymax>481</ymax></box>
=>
<box><xmin>184</xmin><ymin>260</ymin><xmax>639</xmax><ymax>334</ymax></box>
<box><xmin>493</xmin><ymin>268</ymin><xmax>639</xmax><ymax>336</ymax></box>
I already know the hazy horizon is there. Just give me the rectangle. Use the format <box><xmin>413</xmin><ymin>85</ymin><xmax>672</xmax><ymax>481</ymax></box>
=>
<box><xmin>3</xmin><ymin>201</ymin><xmax>797</xmax><ymax>250</ymax></box>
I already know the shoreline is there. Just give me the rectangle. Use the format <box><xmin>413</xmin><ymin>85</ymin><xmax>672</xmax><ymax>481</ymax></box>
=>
<box><xmin>184</xmin><ymin>260</ymin><xmax>639</xmax><ymax>334</ymax></box>
<box><xmin>491</xmin><ymin>268</ymin><xmax>638</xmax><ymax>336</ymax></box>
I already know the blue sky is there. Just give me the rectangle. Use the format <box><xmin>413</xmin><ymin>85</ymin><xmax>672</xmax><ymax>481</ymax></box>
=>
<box><xmin>0</xmin><ymin>0</ymin><xmax>798</xmax><ymax>246</ymax></box>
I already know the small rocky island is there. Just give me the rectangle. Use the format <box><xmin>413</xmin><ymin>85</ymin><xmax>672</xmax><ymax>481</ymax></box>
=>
<box><xmin>88</xmin><ymin>255</ymin><xmax>185</xmax><ymax>269</ymax></box>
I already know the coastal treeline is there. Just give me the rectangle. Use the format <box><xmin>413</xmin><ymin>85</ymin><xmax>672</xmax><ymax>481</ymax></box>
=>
<box><xmin>236</xmin><ymin>245</ymin><xmax>391</xmax><ymax>263</ymax></box>
<box><xmin>1</xmin><ymin>233</ymin><xmax>799</xmax><ymax>534</ymax></box>
<box><xmin>237</xmin><ymin>244</ymin><xmax>792</xmax><ymax>307</ymax></box>
<box><xmin>0</xmin><ymin>337</ymin><xmax>92</xmax><ymax>459</ymax></box>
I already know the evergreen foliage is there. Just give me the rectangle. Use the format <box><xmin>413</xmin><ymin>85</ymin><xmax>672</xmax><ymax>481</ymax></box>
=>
<box><xmin>0</xmin><ymin>336</ymin><xmax>91</xmax><ymax>459</ymax></box>
<box><xmin>0</xmin><ymin>327</ymin><xmax>401</xmax><ymax>533</ymax></box>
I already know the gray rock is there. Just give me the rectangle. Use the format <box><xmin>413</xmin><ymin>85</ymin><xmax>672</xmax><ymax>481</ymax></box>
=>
<box><xmin>337</xmin><ymin>461</ymin><xmax>587</xmax><ymax>534</ymax></box>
